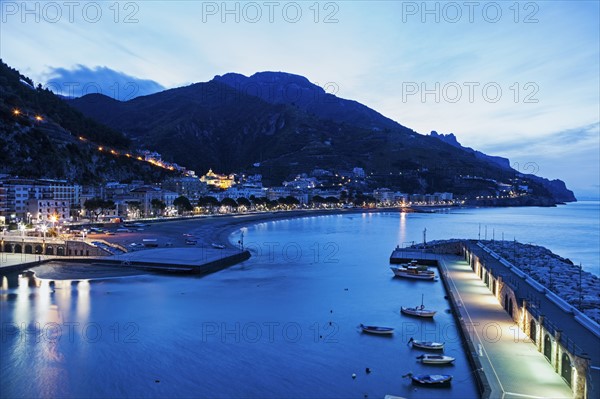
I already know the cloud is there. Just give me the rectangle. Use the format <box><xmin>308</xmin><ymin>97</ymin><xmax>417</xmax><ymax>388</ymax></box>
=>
<box><xmin>478</xmin><ymin>123</ymin><xmax>600</xmax><ymax>199</ymax></box>
<box><xmin>43</xmin><ymin>65</ymin><xmax>165</xmax><ymax>101</ymax></box>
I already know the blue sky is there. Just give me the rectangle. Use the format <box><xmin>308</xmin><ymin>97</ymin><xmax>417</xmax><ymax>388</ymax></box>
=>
<box><xmin>1</xmin><ymin>1</ymin><xmax>598</xmax><ymax>198</ymax></box>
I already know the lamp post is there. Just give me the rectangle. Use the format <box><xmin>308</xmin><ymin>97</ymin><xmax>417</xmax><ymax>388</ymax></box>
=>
<box><xmin>18</xmin><ymin>223</ymin><xmax>25</xmax><ymax>262</ymax></box>
<box><xmin>41</xmin><ymin>224</ymin><xmax>47</xmax><ymax>254</ymax></box>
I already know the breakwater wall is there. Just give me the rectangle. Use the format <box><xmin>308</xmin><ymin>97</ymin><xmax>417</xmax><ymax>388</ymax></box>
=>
<box><xmin>463</xmin><ymin>241</ymin><xmax>597</xmax><ymax>399</ymax></box>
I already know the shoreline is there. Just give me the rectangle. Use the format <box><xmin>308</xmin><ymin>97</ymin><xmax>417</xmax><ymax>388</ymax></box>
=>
<box><xmin>3</xmin><ymin>203</ymin><xmax>594</xmax><ymax>281</ymax></box>
<box><xmin>1</xmin><ymin>208</ymin><xmax>401</xmax><ymax>280</ymax></box>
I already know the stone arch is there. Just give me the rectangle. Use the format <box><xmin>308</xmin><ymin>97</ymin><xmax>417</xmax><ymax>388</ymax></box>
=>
<box><xmin>491</xmin><ymin>279</ymin><xmax>496</xmax><ymax>296</ymax></box>
<box><xmin>544</xmin><ymin>334</ymin><xmax>552</xmax><ymax>361</ymax></box>
<box><xmin>34</xmin><ymin>245</ymin><xmax>43</xmax><ymax>254</ymax></box>
<box><xmin>24</xmin><ymin>244</ymin><xmax>33</xmax><ymax>254</ymax></box>
<box><xmin>14</xmin><ymin>244</ymin><xmax>22</xmax><ymax>253</ymax></box>
<box><xmin>56</xmin><ymin>246</ymin><xmax>65</xmax><ymax>256</ymax></box>
<box><xmin>561</xmin><ymin>352</ymin><xmax>572</xmax><ymax>386</ymax></box>
<box><xmin>45</xmin><ymin>245</ymin><xmax>54</xmax><ymax>255</ymax></box>
<box><xmin>529</xmin><ymin>319</ymin><xmax>537</xmax><ymax>343</ymax></box>
<box><xmin>4</xmin><ymin>243</ymin><xmax>13</xmax><ymax>253</ymax></box>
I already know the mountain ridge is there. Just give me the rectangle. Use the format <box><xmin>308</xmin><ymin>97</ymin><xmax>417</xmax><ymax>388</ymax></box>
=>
<box><xmin>65</xmin><ymin>69</ymin><xmax>575</xmax><ymax>203</ymax></box>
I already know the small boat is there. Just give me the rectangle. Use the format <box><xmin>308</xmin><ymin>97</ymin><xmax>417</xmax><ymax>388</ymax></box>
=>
<box><xmin>403</xmin><ymin>372</ymin><xmax>452</xmax><ymax>387</ymax></box>
<box><xmin>408</xmin><ymin>337</ymin><xmax>444</xmax><ymax>350</ymax></box>
<box><xmin>211</xmin><ymin>243</ymin><xmax>226</xmax><ymax>249</ymax></box>
<box><xmin>401</xmin><ymin>294</ymin><xmax>437</xmax><ymax>318</ymax></box>
<box><xmin>360</xmin><ymin>324</ymin><xmax>394</xmax><ymax>335</ymax></box>
<box><xmin>142</xmin><ymin>238</ymin><xmax>158</xmax><ymax>248</ymax></box>
<box><xmin>417</xmin><ymin>354</ymin><xmax>455</xmax><ymax>364</ymax></box>
<box><xmin>390</xmin><ymin>260</ymin><xmax>436</xmax><ymax>280</ymax></box>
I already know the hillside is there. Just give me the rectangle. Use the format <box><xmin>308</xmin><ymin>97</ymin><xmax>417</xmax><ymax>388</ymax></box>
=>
<box><xmin>68</xmin><ymin>72</ymin><xmax>576</xmax><ymax>203</ymax></box>
<box><xmin>0</xmin><ymin>60</ymin><xmax>175</xmax><ymax>184</ymax></box>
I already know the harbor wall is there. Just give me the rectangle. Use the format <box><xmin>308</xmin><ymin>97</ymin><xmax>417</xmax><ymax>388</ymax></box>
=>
<box><xmin>1</xmin><ymin>237</ymin><xmax>114</xmax><ymax>257</ymax></box>
<box><xmin>463</xmin><ymin>242</ymin><xmax>593</xmax><ymax>399</ymax></box>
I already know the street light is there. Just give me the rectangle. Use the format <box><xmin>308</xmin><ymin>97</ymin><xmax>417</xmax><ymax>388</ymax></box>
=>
<box><xmin>40</xmin><ymin>224</ymin><xmax>48</xmax><ymax>240</ymax></box>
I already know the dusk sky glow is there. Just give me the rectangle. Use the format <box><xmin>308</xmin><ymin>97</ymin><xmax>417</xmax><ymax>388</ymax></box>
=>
<box><xmin>1</xmin><ymin>0</ymin><xmax>598</xmax><ymax>198</ymax></box>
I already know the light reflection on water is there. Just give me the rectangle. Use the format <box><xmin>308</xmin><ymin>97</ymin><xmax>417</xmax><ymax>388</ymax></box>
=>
<box><xmin>1</xmin><ymin>203</ymin><xmax>597</xmax><ymax>398</ymax></box>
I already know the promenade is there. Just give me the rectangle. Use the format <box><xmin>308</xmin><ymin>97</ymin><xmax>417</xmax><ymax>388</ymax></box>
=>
<box><xmin>439</xmin><ymin>253</ymin><xmax>574</xmax><ymax>399</ymax></box>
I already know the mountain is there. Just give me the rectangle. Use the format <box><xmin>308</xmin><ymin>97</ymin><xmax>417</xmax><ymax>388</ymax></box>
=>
<box><xmin>69</xmin><ymin>71</ymin><xmax>575</xmax><ymax>203</ymax></box>
<box><xmin>429</xmin><ymin>131</ymin><xmax>576</xmax><ymax>202</ymax></box>
<box><xmin>0</xmin><ymin>60</ymin><xmax>175</xmax><ymax>184</ymax></box>
<box><xmin>213</xmin><ymin>72</ymin><xmax>407</xmax><ymax>132</ymax></box>
<box><xmin>430</xmin><ymin>131</ymin><xmax>511</xmax><ymax>169</ymax></box>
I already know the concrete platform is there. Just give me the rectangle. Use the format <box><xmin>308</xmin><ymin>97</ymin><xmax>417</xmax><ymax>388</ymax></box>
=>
<box><xmin>439</xmin><ymin>254</ymin><xmax>574</xmax><ymax>399</ymax></box>
<box><xmin>94</xmin><ymin>247</ymin><xmax>251</xmax><ymax>275</ymax></box>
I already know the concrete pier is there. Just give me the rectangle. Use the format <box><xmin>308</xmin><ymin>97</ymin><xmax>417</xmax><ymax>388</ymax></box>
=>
<box><xmin>392</xmin><ymin>244</ymin><xmax>589</xmax><ymax>399</ymax></box>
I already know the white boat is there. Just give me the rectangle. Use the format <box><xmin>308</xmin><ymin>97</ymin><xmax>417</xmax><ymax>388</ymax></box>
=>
<box><xmin>403</xmin><ymin>372</ymin><xmax>452</xmax><ymax>387</ymax></box>
<box><xmin>390</xmin><ymin>260</ymin><xmax>436</xmax><ymax>280</ymax></box>
<box><xmin>416</xmin><ymin>354</ymin><xmax>455</xmax><ymax>364</ymax></box>
<box><xmin>401</xmin><ymin>294</ymin><xmax>437</xmax><ymax>318</ymax></box>
<box><xmin>360</xmin><ymin>324</ymin><xmax>394</xmax><ymax>335</ymax></box>
<box><xmin>211</xmin><ymin>243</ymin><xmax>226</xmax><ymax>249</ymax></box>
<box><xmin>408</xmin><ymin>337</ymin><xmax>444</xmax><ymax>350</ymax></box>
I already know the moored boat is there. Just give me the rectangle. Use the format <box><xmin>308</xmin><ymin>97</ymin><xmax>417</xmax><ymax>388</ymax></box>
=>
<box><xmin>401</xmin><ymin>294</ymin><xmax>437</xmax><ymax>318</ymax></box>
<box><xmin>408</xmin><ymin>337</ymin><xmax>444</xmax><ymax>350</ymax></box>
<box><xmin>403</xmin><ymin>372</ymin><xmax>452</xmax><ymax>387</ymax></box>
<box><xmin>390</xmin><ymin>260</ymin><xmax>436</xmax><ymax>280</ymax></box>
<box><xmin>360</xmin><ymin>324</ymin><xmax>394</xmax><ymax>335</ymax></box>
<box><xmin>416</xmin><ymin>354</ymin><xmax>456</xmax><ymax>364</ymax></box>
<box><xmin>211</xmin><ymin>243</ymin><xmax>226</xmax><ymax>249</ymax></box>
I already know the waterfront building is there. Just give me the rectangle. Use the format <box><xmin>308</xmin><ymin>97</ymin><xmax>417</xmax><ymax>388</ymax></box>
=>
<box><xmin>0</xmin><ymin>177</ymin><xmax>81</xmax><ymax>222</ymax></box>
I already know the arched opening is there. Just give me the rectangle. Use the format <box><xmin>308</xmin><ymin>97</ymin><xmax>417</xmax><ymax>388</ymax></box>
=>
<box><xmin>57</xmin><ymin>246</ymin><xmax>65</xmax><ymax>256</ymax></box>
<box><xmin>4</xmin><ymin>243</ymin><xmax>13</xmax><ymax>253</ymax></box>
<box><xmin>35</xmin><ymin>245</ymin><xmax>43</xmax><ymax>254</ymax></box>
<box><xmin>45</xmin><ymin>246</ymin><xmax>54</xmax><ymax>255</ymax></box>
<box><xmin>14</xmin><ymin>244</ymin><xmax>22</xmax><ymax>253</ymax></box>
<box><xmin>508</xmin><ymin>298</ymin><xmax>513</xmax><ymax>317</ymax></box>
<box><xmin>24</xmin><ymin>245</ymin><xmax>33</xmax><ymax>254</ymax></box>
<box><xmin>504</xmin><ymin>293</ymin><xmax>509</xmax><ymax>311</ymax></box>
<box><xmin>529</xmin><ymin>320</ymin><xmax>537</xmax><ymax>343</ymax></box>
<box><xmin>561</xmin><ymin>353</ymin><xmax>572</xmax><ymax>386</ymax></box>
<box><xmin>484</xmin><ymin>271</ymin><xmax>489</xmax><ymax>286</ymax></box>
<box><xmin>491</xmin><ymin>279</ymin><xmax>496</xmax><ymax>296</ymax></box>
<box><xmin>544</xmin><ymin>334</ymin><xmax>552</xmax><ymax>361</ymax></box>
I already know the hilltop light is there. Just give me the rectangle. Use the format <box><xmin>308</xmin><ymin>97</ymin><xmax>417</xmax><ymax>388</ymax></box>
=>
<box><xmin>98</xmin><ymin>146</ymin><xmax>103</xmax><ymax>151</ymax></box>
<box><xmin>35</xmin><ymin>115</ymin><xmax>43</xmax><ymax>121</ymax></box>
<box><xmin>13</xmin><ymin>109</ymin><xmax>20</xmax><ymax>116</ymax></box>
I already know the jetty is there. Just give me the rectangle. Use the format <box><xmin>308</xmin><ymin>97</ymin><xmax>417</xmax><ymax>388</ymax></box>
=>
<box><xmin>391</xmin><ymin>240</ymin><xmax>599</xmax><ymax>399</ymax></box>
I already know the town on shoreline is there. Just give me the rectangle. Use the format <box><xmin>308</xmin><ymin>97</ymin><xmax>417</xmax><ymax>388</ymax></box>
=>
<box><xmin>1</xmin><ymin>161</ymin><xmax>548</xmax><ymax>236</ymax></box>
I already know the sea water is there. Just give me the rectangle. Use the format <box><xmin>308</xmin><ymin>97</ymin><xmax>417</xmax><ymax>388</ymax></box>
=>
<box><xmin>1</xmin><ymin>202</ymin><xmax>597</xmax><ymax>398</ymax></box>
